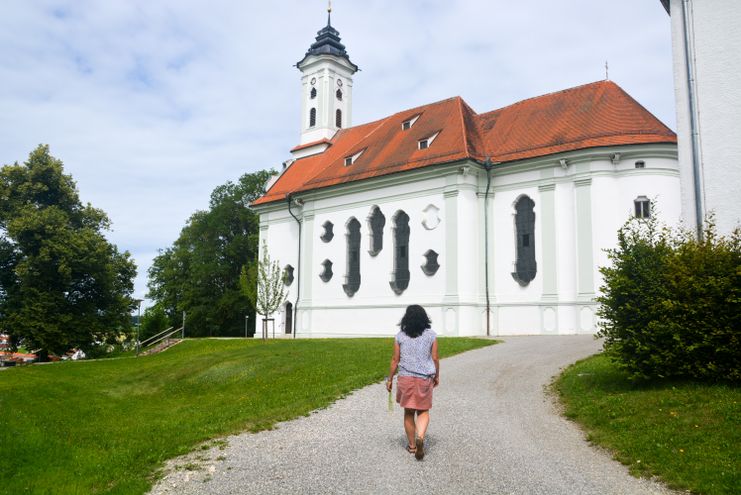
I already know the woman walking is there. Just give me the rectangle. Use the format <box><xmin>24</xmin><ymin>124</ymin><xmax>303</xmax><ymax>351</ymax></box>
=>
<box><xmin>386</xmin><ymin>305</ymin><xmax>439</xmax><ymax>460</ymax></box>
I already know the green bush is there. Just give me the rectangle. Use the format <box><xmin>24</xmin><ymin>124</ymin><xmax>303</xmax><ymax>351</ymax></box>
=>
<box><xmin>597</xmin><ymin>216</ymin><xmax>740</xmax><ymax>382</ymax></box>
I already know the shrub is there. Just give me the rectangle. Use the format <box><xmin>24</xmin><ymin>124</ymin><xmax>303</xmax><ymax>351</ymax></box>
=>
<box><xmin>597</xmin><ymin>215</ymin><xmax>740</xmax><ymax>382</ymax></box>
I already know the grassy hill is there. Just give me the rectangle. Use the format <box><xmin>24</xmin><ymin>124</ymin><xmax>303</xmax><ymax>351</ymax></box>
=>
<box><xmin>0</xmin><ymin>337</ymin><xmax>495</xmax><ymax>494</ymax></box>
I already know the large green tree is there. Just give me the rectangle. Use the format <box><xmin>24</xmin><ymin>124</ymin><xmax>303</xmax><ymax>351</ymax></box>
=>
<box><xmin>0</xmin><ymin>145</ymin><xmax>137</xmax><ymax>356</ymax></box>
<box><xmin>147</xmin><ymin>170</ymin><xmax>274</xmax><ymax>337</ymax></box>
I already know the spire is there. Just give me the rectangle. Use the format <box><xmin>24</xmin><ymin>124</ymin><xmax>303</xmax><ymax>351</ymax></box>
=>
<box><xmin>296</xmin><ymin>4</ymin><xmax>358</xmax><ymax>71</ymax></box>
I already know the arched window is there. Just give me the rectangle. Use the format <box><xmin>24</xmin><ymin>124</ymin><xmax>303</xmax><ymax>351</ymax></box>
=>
<box><xmin>634</xmin><ymin>196</ymin><xmax>651</xmax><ymax>218</ymax></box>
<box><xmin>389</xmin><ymin>210</ymin><xmax>410</xmax><ymax>295</ymax></box>
<box><xmin>421</xmin><ymin>249</ymin><xmax>440</xmax><ymax>276</ymax></box>
<box><xmin>511</xmin><ymin>196</ymin><xmax>537</xmax><ymax>286</ymax></box>
<box><xmin>367</xmin><ymin>206</ymin><xmax>386</xmax><ymax>256</ymax></box>
<box><xmin>282</xmin><ymin>265</ymin><xmax>294</xmax><ymax>286</ymax></box>
<box><xmin>320</xmin><ymin>220</ymin><xmax>334</xmax><ymax>242</ymax></box>
<box><xmin>310</xmin><ymin>87</ymin><xmax>317</xmax><ymax>99</ymax></box>
<box><xmin>309</xmin><ymin>107</ymin><xmax>316</xmax><ymax>127</ymax></box>
<box><xmin>319</xmin><ymin>259</ymin><xmax>333</xmax><ymax>282</ymax></box>
<box><xmin>343</xmin><ymin>218</ymin><xmax>361</xmax><ymax>297</ymax></box>
<box><xmin>284</xmin><ymin>302</ymin><xmax>293</xmax><ymax>334</ymax></box>
<box><xmin>336</xmin><ymin>109</ymin><xmax>342</xmax><ymax>128</ymax></box>
<box><xmin>336</xmin><ymin>88</ymin><xmax>343</xmax><ymax>101</ymax></box>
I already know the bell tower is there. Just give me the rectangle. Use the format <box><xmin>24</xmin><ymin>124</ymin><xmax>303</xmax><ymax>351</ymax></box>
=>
<box><xmin>295</xmin><ymin>4</ymin><xmax>358</xmax><ymax>152</ymax></box>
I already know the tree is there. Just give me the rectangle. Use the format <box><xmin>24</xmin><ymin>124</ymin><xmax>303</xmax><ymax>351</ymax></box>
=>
<box><xmin>240</xmin><ymin>241</ymin><xmax>287</xmax><ymax>338</ymax></box>
<box><xmin>139</xmin><ymin>304</ymin><xmax>170</xmax><ymax>341</ymax></box>
<box><xmin>147</xmin><ymin>170</ymin><xmax>274</xmax><ymax>337</ymax></box>
<box><xmin>0</xmin><ymin>145</ymin><xmax>137</xmax><ymax>357</ymax></box>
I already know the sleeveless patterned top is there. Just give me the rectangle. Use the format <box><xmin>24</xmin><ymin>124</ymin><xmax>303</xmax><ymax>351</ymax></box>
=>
<box><xmin>396</xmin><ymin>328</ymin><xmax>437</xmax><ymax>378</ymax></box>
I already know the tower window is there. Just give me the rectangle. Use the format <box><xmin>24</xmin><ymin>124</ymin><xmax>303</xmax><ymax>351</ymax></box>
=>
<box><xmin>336</xmin><ymin>109</ymin><xmax>342</xmax><ymax>128</ymax></box>
<box><xmin>634</xmin><ymin>196</ymin><xmax>651</xmax><ymax>218</ymax></box>
<box><xmin>336</xmin><ymin>89</ymin><xmax>343</xmax><ymax>101</ymax></box>
<box><xmin>310</xmin><ymin>87</ymin><xmax>317</xmax><ymax>99</ymax></box>
<box><xmin>309</xmin><ymin>107</ymin><xmax>316</xmax><ymax>127</ymax></box>
<box><xmin>389</xmin><ymin>210</ymin><xmax>410</xmax><ymax>295</ymax></box>
<box><xmin>635</xmin><ymin>160</ymin><xmax>646</xmax><ymax>169</ymax></box>
<box><xmin>511</xmin><ymin>195</ymin><xmax>537</xmax><ymax>286</ymax></box>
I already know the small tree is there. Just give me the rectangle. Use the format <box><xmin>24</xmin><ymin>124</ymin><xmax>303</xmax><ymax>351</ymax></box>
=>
<box><xmin>597</xmin><ymin>214</ymin><xmax>740</xmax><ymax>382</ymax></box>
<box><xmin>240</xmin><ymin>241</ymin><xmax>287</xmax><ymax>338</ymax></box>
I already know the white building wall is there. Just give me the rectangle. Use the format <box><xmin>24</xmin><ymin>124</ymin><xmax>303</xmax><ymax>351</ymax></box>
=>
<box><xmin>256</xmin><ymin>145</ymin><xmax>680</xmax><ymax>337</ymax></box>
<box><xmin>668</xmin><ymin>0</ymin><xmax>741</xmax><ymax>236</ymax></box>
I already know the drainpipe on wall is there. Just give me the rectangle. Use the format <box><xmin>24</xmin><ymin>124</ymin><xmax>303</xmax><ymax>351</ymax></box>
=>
<box><xmin>481</xmin><ymin>157</ymin><xmax>496</xmax><ymax>337</ymax></box>
<box><xmin>287</xmin><ymin>194</ymin><xmax>302</xmax><ymax>339</ymax></box>
<box><xmin>681</xmin><ymin>0</ymin><xmax>705</xmax><ymax>240</ymax></box>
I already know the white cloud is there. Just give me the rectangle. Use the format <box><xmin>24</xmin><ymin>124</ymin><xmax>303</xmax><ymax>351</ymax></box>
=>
<box><xmin>0</xmin><ymin>0</ymin><xmax>675</xmax><ymax>305</ymax></box>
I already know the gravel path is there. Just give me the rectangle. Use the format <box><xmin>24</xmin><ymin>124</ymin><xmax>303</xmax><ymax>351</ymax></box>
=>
<box><xmin>150</xmin><ymin>336</ymin><xmax>681</xmax><ymax>495</ymax></box>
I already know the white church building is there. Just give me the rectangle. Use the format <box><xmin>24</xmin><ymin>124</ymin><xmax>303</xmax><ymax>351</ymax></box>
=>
<box><xmin>251</xmin><ymin>15</ymin><xmax>681</xmax><ymax>337</ymax></box>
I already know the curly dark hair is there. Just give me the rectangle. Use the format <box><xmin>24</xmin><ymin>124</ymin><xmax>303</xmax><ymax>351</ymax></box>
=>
<box><xmin>399</xmin><ymin>305</ymin><xmax>431</xmax><ymax>338</ymax></box>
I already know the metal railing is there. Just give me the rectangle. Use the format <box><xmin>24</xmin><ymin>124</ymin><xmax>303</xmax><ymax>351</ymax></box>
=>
<box><xmin>137</xmin><ymin>326</ymin><xmax>183</xmax><ymax>355</ymax></box>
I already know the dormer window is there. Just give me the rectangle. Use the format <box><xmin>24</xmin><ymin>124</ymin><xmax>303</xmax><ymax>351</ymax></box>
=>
<box><xmin>418</xmin><ymin>131</ymin><xmax>440</xmax><ymax>150</ymax></box>
<box><xmin>344</xmin><ymin>149</ymin><xmax>365</xmax><ymax>166</ymax></box>
<box><xmin>310</xmin><ymin>87</ymin><xmax>317</xmax><ymax>99</ymax></box>
<box><xmin>635</xmin><ymin>160</ymin><xmax>646</xmax><ymax>169</ymax></box>
<box><xmin>402</xmin><ymin>115</ymin><xmax>420</xmax><ymax>130</ymax></box>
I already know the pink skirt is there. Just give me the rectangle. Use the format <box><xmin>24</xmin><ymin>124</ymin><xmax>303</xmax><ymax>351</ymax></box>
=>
<box><xmin>396</xmin><ymin>376</ymin><xmax>433</xmax><ymax>410</ymax></box>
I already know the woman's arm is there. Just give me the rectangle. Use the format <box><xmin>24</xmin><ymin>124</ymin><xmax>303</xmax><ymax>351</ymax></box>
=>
<box><xmin>432</xmin><ymin>338</ymin><xmax>440</xmax><ymax>387</ymax></box>
<box><xmin>386</xmin><ymin>340</ymin><xmax>400</xmax><ymax>391</ymax></box>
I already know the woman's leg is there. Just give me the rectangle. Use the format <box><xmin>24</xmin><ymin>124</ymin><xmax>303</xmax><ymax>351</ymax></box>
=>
<box><xmin>415</xmin><ymin>410</ymin><xmax>430</xmax><ymax>440</ymax></box>
<box><xmin>403</xmin><ymin>408</ymin><xmax>416</xmax><ymax>448</ymax></box>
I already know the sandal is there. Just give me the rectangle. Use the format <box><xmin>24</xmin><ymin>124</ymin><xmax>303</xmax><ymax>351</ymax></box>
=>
<box><xmin>406</xmin><ymin>445</ymin><xmax>416</xmax><ymax>454</ymax></box>
<box><xmin>415</xmin><ymin>436</ymin><xmax>424</xmax><ymax>460</ymax></box>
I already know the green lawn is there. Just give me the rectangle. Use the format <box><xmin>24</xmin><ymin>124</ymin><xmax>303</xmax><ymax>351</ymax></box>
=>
<box><xmin>554</xmin><ymin>353</ymin><xmax>740</xmax><ymax>495</ymax></box>
<box><xmin>0</xmin><ymin>337</ymin><xmax>495</xmax><ymax>494</ymax></box>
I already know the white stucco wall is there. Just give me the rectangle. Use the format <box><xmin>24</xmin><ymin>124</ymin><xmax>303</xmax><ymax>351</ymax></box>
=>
<box><xmin>255</xmin><ymin>144</ymin><xmax>680</xmax><ymax>337</ymax></box>
<box><xmin>669</xmin><ymin>0</ymin><xmax>741</xmax><ymax>236</ymax></box>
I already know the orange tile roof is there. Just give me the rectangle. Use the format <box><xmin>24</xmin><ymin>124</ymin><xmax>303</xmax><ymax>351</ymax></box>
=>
<box><xmin>253</xmin><ymin>80</ymin><xmax>676</xmax><ymax>206</ymax></box>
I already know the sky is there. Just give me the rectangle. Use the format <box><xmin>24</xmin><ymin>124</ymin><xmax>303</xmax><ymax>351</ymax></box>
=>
<box><xmin>0</xmin><ymin>0</ymin><xmax>674</xmax><ymax>308</ymax></box>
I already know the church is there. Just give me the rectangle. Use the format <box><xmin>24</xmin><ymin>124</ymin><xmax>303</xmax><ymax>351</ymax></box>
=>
<box><xmin>251</xmin><ymin>13</ymin><xmax>681</xmax><ymax>337</ymax></box>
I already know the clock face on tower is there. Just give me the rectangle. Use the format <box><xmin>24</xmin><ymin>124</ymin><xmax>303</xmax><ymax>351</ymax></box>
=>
<box><xmin>337</xmin><ymin>79</ymin><xmax>343</xmax><ymax>87</ymax></box>
<box><xmin>310</xmin><ymin>77</ymin><xmax>316</xmax><ymax>85</ymax></box>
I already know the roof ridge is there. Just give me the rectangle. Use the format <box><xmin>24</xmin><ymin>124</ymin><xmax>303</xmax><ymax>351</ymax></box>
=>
<box><xmin>455</xmin><ymin>97</ymin><xmax>472</xmax><ymax>160</ymax></box>
<box><xmin>479</xmin><ymin>80</ymin><xmax>613</xmax><ymax>117</ymax></box>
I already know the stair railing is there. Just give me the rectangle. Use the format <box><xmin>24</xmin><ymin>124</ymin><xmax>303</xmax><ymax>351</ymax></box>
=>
<box><xmin>137</xmin><ymin>326</ymin><xmax>183</xmax><ymax>356</ymax></box>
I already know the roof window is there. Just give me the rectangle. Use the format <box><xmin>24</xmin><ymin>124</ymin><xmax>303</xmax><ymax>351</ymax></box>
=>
<box><xmin>418</xmin><ymin>131</ymin><xmax>440</xmax><ymax>150</ymax></box>
<box><xmin>635</xmin><ymin>160</ymin><xmax>646</xmax><ymax>169</ymax></box>
<box><xmin>344</xmin><ymin>149</ymin><xmax>365</xmax><ymax>166</ymax></box>
<box><xmin>402</xmin><ymin>115</ymin><xmax>420</xmax><ymax>131</ymax></box>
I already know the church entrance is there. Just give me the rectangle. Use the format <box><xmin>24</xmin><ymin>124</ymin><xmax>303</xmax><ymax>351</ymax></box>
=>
<box><xmin>285</xmin><ymin>302</ymin><xmax>293</xmax><ymax>334</ymax></box>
